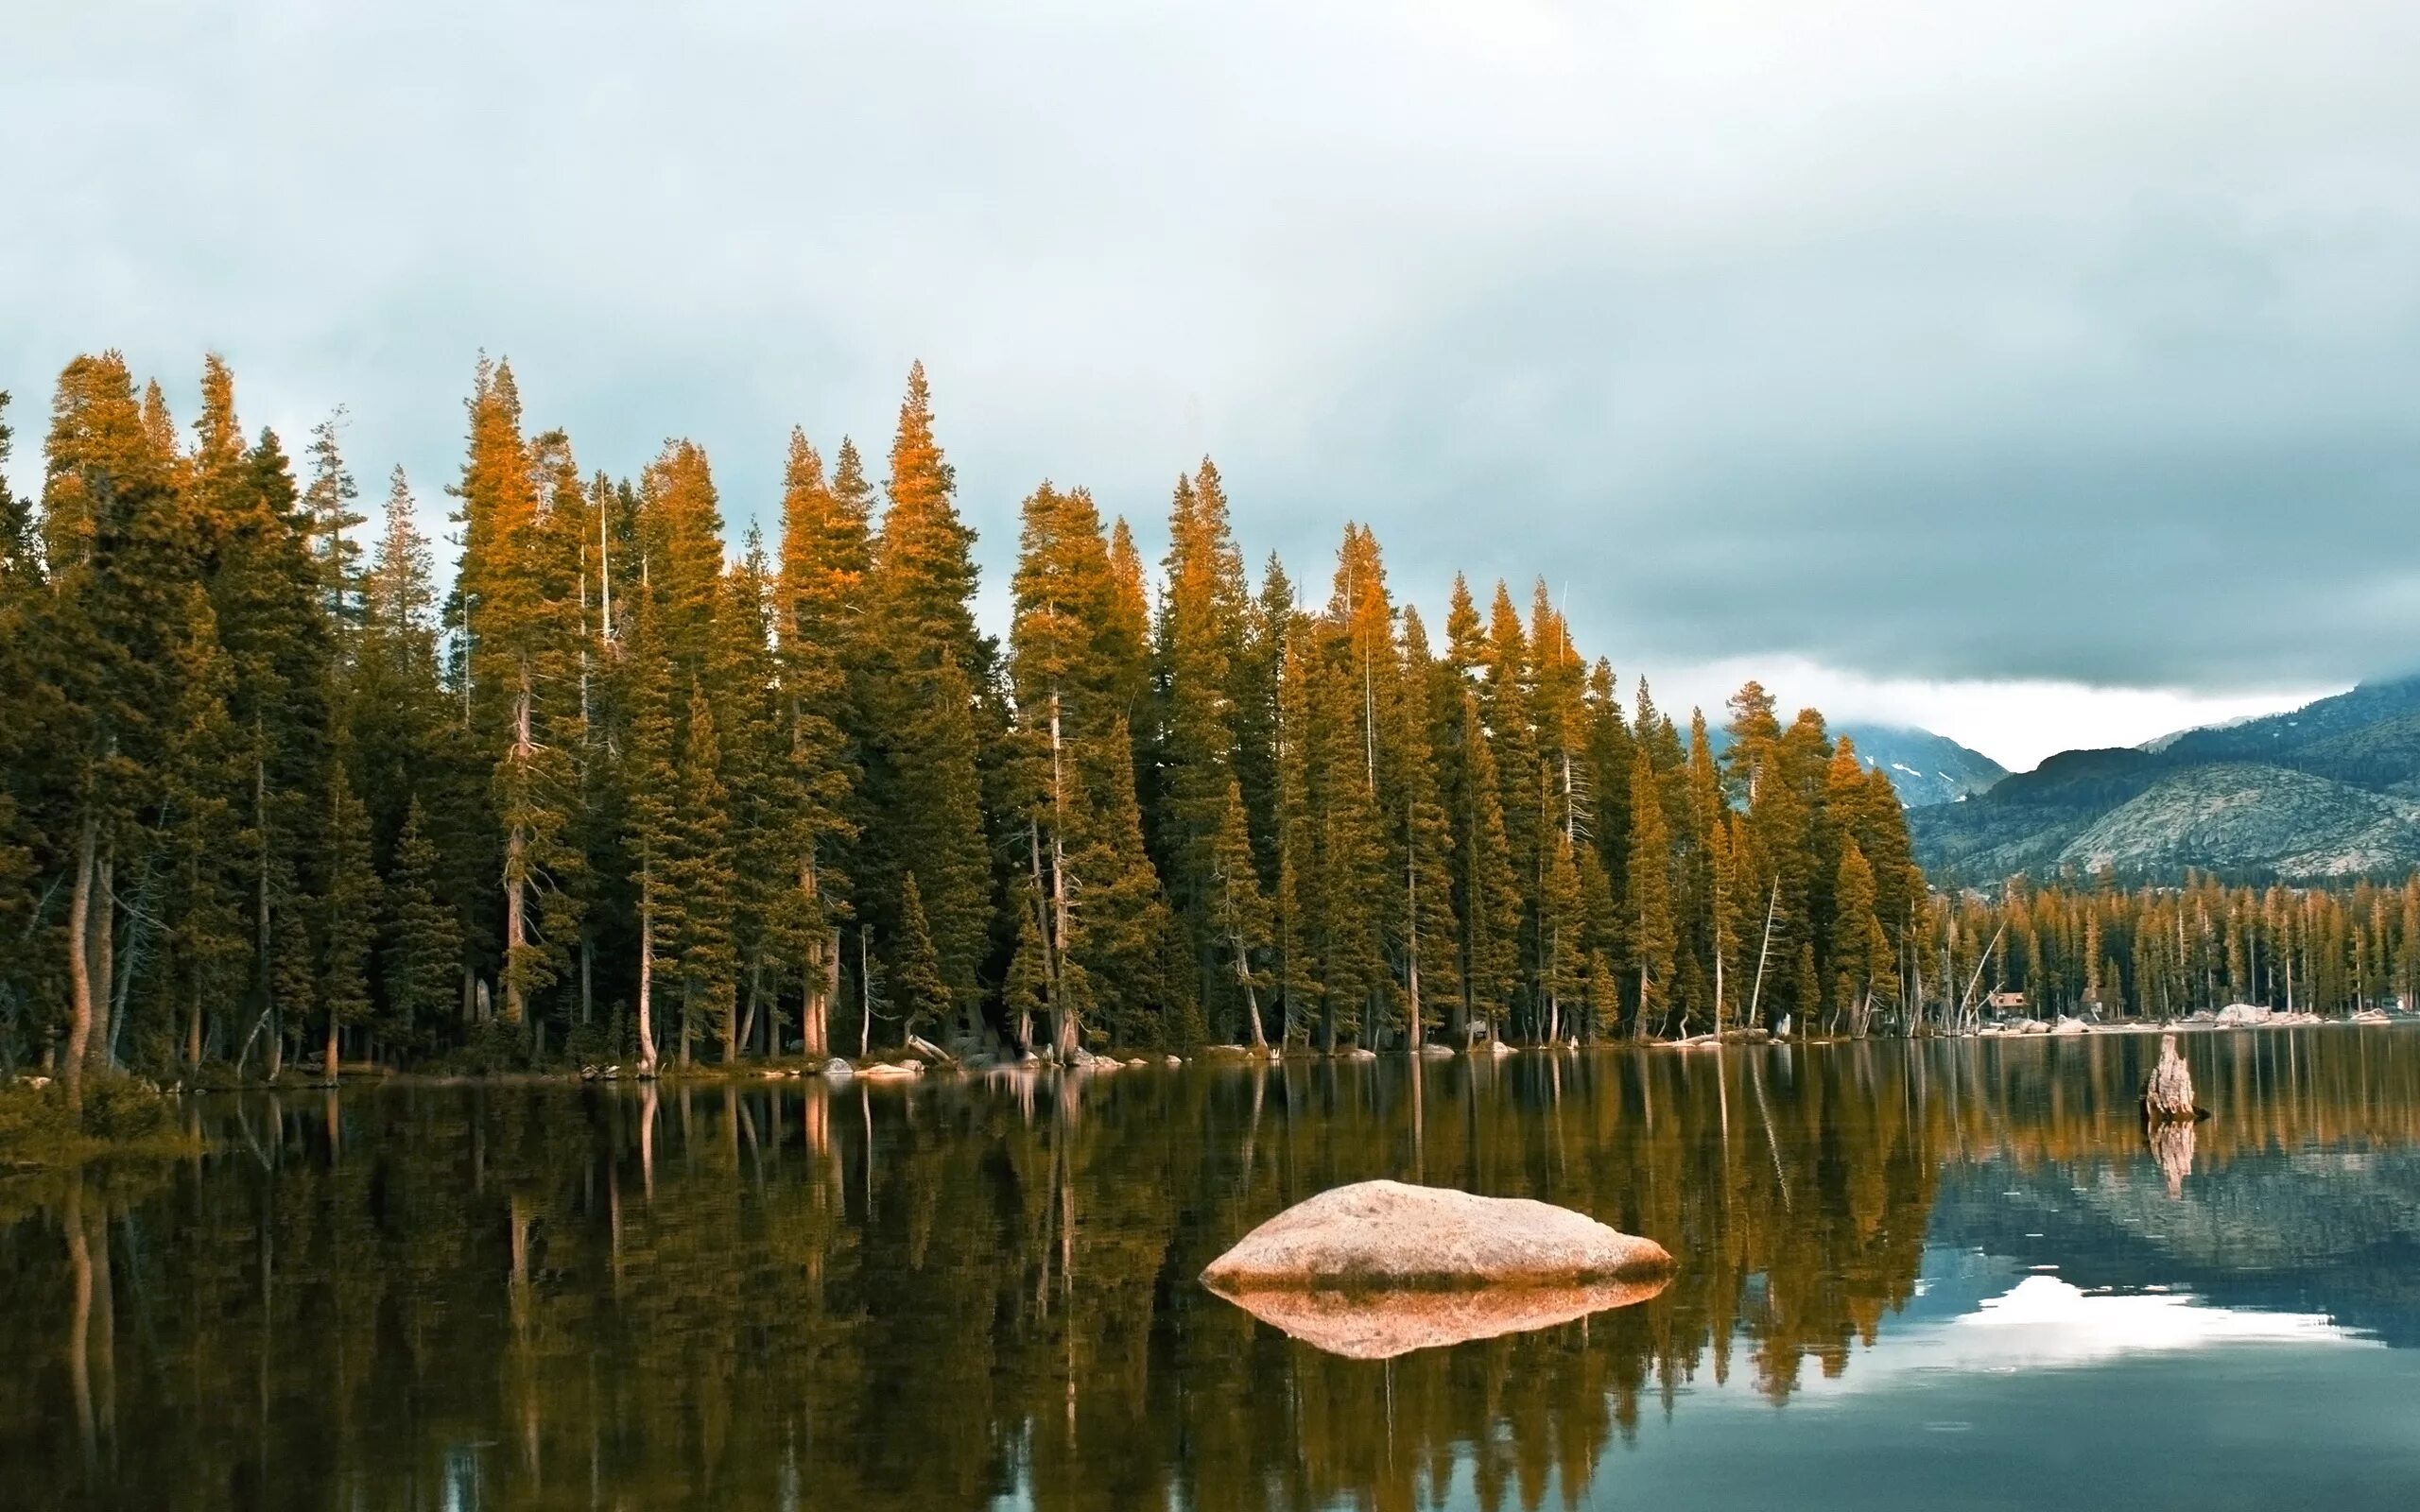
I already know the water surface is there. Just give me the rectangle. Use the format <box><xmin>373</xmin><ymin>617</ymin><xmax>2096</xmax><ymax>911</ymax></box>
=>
<box><xmin>9</xmin><ymin>1028</ymin><xmax>2420</xmax><ymax>1509</ymax></box>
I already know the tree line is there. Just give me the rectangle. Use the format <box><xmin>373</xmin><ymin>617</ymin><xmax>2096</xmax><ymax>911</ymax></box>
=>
<box><xmin>1921</xmin><ymin>871</ymin><xmax>2420</xmax><ymax>1025</ymax></box>
<box><xmin>0</xmin><ymin>353</ymin><xmax>1926</xmax><ymax>1103</ymax></box>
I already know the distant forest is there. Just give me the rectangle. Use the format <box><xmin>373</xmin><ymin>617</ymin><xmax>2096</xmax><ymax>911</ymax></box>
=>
<box><xmin>1</xmin><ymin>354</ymin><xmax>1958</xmax><ymax>1104</ymax></box>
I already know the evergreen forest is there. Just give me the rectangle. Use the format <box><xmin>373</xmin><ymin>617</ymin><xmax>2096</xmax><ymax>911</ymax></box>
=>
<box><xmin>6</xmin><ymin>350</ymin><xmax>1979</xmax><ymax>1107</ymax></box>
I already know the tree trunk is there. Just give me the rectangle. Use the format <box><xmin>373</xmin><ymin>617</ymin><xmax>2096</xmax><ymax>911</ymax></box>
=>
<box><xmin>735</xmin><ymin>956</ymin><xmax>758</xmax><ymax>1063</ymax></box>
<box><xmin>1048</xmin><ymin>692</ymin><xmax>1076</xmax><ymax>1058</ymax></box>
<box><xmin>502</xmin><ymin>662</ymin><xmax>532</xmax><ymax>1024</ymax></box>
<box><xmin>87</xmin><ymin>848</ymin><xmax>114</xmax><ymax>1074</ymax></box>
<box><xmin>63</xmin><ymin>816</ymin><xmax>98</xmax><ymax>1112</ymax></box>
<box><xmin>636</xmin><ymin>896</ymin><xmax>658</xmax><ymax>1075</ymax></box>
<box><xmin>803</xmin><ymin>927</ymin><xmax>836</xmax><ymax>1060</ymax></box>
<box><xmin>1238</xmin><ymin>931</ymin><xmax>1267</xmax><ymax>1051</ymax></box>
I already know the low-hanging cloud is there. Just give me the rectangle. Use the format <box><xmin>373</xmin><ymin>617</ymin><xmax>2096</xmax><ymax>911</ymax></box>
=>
<box><xmin>6</xmin><ymin>1</ymin><xmax>2418</xmax><ymax>722</ymax></box>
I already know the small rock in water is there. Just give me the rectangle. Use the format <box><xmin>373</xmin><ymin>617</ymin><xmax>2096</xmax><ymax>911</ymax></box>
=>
<box><xmin>821</xmin><ymin>1057</ymin><xmax>855</xmax><ymax>1080</ymax></box>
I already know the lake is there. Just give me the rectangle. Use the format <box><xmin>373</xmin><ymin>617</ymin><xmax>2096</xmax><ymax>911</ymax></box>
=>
<box><xmin>9</xmin><ymin>1028</ymin><xmax>2420</xmax><ymax>1510</ymax></box>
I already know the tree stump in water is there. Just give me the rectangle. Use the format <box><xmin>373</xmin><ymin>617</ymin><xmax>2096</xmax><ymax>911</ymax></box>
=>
<box><xmin>2143</xmin><ymin>1034</ymin><xmax>2199</xmax><ymax>1122</ymax></box>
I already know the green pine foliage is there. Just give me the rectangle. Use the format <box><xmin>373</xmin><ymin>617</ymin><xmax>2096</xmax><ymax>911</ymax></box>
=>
<box><xmin>0</xmin><ymin>348</ymin><xmax>1944</xmax><ymax>1085</ymax></box>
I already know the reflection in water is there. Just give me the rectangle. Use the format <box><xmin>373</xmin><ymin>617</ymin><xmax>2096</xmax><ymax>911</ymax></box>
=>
<box><xmin>3</xmin><ymin>1029</ymin><xmax>2420</xmax><ymax>1509</ymax></box>
<box><xmin>2149</xmin><ymin>1118</ymin><xmax>2198</xmax><ymax>1198</ymax></box>
<box><xmin>1208</xmin><ymin>1276</ymin><xmax>1673</xmax><ymax>1361</ymax></box>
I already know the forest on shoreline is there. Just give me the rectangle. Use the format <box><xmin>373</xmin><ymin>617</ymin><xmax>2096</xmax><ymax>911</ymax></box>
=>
<box><xmin>0</xmin><ymin>353</ymin><xmax>1935</xmax><ymax>1108</ymax></box>
<box><xmin>6</xmin><ymin>353</ymin><xmax>2415</xmax><ymax>1119</ymax></box>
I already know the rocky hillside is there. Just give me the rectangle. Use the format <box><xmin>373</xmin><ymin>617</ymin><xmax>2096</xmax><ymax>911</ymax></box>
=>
<box><xmin>1910</xmin><ymin>675</ymin><xmax>2420</xmax><ymax>883</ymax></box>
<box><xmin>2059</xmin><ymin>765</ymin><xmax>2420</xmax><ymax>878</ymax></box>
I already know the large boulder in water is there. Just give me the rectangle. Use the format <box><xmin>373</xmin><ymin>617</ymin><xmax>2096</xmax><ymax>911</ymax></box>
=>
<box><xmin>1201</xmin><ymin>1180</ymin><xmax>1672</xmax><ymax>1293</ymax></box>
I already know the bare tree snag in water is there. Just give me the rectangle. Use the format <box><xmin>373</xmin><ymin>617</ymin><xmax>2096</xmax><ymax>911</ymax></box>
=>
<box><xmin>2143</xmin><ymin>1034</ymin><xmax>2198</xmax><ymax>1122</ymax></box>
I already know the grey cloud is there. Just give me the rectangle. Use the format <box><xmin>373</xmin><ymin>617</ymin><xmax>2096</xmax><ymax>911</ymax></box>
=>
<box><xmin>5</xmin><ymin>2</ymin><xmax>2418</xmax><ymax>695</ymax></box>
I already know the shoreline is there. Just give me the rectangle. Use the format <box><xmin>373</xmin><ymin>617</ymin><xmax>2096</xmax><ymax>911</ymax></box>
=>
<box><xmin>63</xmin><ymin>1010</ymin><xmax>2418</xmax><ymax>1095</ymax></box>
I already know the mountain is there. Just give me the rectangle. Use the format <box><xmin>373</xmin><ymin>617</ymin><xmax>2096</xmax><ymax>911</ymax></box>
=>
<box><xmin>1831</xmin><ymin>723</ymin><xmax>2010</xmax><ymax>807</ymax></box>
<box><xmin>2059</xmin><ymin>765</ymin><xmax>2420</xmax><ymax>878</ymax></box>
<box><xmin>1909</xmin><ymin>675</ymin><xmax>2420</xmax><ymax>883</ymax></box>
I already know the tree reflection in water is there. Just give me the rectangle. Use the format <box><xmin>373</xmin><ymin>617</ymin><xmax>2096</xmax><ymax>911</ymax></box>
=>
<box><xmin>5</xmin><ymin>1027</ymin><xmax>2419</xmax><ymax>1510</ymax></box>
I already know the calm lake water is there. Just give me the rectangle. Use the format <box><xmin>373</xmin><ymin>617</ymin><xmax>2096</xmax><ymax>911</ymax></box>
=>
<box><xmin>9</xmin><ymin>1029</ymin><xmax>2420</xmax><ymax>1510</ymax></box>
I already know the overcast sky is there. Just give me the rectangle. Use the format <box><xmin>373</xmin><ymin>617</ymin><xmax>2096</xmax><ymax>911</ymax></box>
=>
<box><xmin>9</xmin><ymin>1</ymin><xmax>2418</xmax><ymax>769</ymax></box>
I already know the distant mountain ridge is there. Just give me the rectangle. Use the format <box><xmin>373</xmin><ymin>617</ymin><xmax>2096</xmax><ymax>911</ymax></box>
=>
<box><xmin>1699</xmin><ymin>719</ymin><xmax>2007</xmax><ymax>808</ymax></box>
<box><xmin>1831</xmin><ymin>724</ymin><xmax>2010</xmax><ymax>808</ymax></box>
<box><xmin>1910</xmin><ymin>675</ymin><xmax>2420</xmax><ymax>883</ymax></box>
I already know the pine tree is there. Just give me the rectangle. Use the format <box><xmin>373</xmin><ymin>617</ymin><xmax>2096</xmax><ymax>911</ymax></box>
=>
<box><xmin>1537</xmin><ymin>829</ymin><xmax>1585</xmax><ymax>1043</ymax></box>
<box><xmin>1452</xmin><ymin>687</ymin><xmax>1522</xmax><ymax>1041</ymax></box>
<box><xmin>1392</xmin><ymin>607</ymin><xmax>1460</xmax><ymax>1049</ymax></box>
<box><xmin>771</xmin><ymin>429</ymin><xmax>865</xmax><ymax>1057</ymax></box>
<box><xmin>890</xmin><ymin>873</ymin><xmax>952</xmax><ymax>1038</ymax></box>
<box><xmin>1154</xmin><ymin>462</ymin><xmax>1250</xmax><ymax>1024</ymax></box>
<box><xmin>1206</xmin><ymin>776</ymin><xmax>1273</xmax><ymax>1047</ymax></box>
<box><xmin>157</xmin><ymin>584</ymin><xmax>247</xmax><ymax>1074</ymax></box>
<box><xmin>1829</xmin><ymin>841</ymin><xmax>1893</xmax><ymax>1035</ymax></box>
<box><xmin>862</xmin><ymin>367</ymin><xmax>990</xmax><ymax>1022</ymax></box>
<box><xmin>1066</xmin><ymin>717</ymin><xmax>1189</xmax><ymax>1047</ymax></box>
<box><xmin>1001</xmin><ymin>877</ymin><xmax>1051</xmax><ymax>1051</ymax></box>
<box><xmin>301</xmin><ymin>409</ymin><xmax>365</xmax><ymax>630</ymax></box>
<box><xmin>668</xmin><ymin>681</ymin><xmax>736</xmax><ymax>1063</ymax></box>
<box><xmin>320</xmin><ymin>749</ymin><xmax>378</xmax><ymax>1078</ymax></box>
<box><xmin>1271</xmin><ymin>612</ymin><xmax>1322</xmax><ymax>1046</ymax></box>
<box><xmin>382</xmin><ymin>798</ymin><xmax>458</xmax><ymax>1062</ymax></box>
<box><xmin>622</xmin><ymin>596</ymin><xmax>679</xmax><ymax>1074</ymax></box>
<box><xmin>1629</xmin><ymin>748</ymin><xmax>1678</xmax><ymax>1037</ymax></box>
<box><xmin>1480</xmin><ymin>582</ymin><xmax>1544</xmax><ymax>1036</ymax></box>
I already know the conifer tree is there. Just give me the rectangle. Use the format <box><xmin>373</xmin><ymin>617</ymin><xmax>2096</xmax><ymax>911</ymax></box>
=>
<box><xmin>320</xmin><ymin>750</ymin><xmax>378</xmax><ymax>1078</ymax></box>
<box><xmin>1271</xmin><ymin>613</ymin><xmax>1322</xmax><ymax>1046</ymax></box>
<box><xmin>771</xmin><ymin>429</ymin><xmax>865</xmax><ymax>1055</ymax></box>
<box><xmin>382</xmin><ymin>798</ymin><xmax>458</xmax><ymax>1062</ymax></box>
<box><xmin>862</xmin><ymin>367</ymin><xmax>990</xmax><ymax>1022</ymax></box>
<box><xmin>1153</xmin><ymin>462</ymin><xmax>1250</xmax><ymax>1022</ymax></box>
<box><xmin>1537</xmin><ymin>829</ymin><xmax>1585</xmax><ymax>1043</ymax></box>
<box><xmin>302</xmin><ymin>409</ymin><xmax>365</xmax><ymax>630</ymax></box>
<box><xmin>1392</xmin><ymin>607</ymin><xmax>1460</xmax><ymax>1049</ymax></box>
<box><xmin>1001</xmin><ymin>877</ymin><xmax>1050</xmax><ymax>1051</ymax></box>
<box><xmin>622</xmin><ymin>596</ymin><xmax>678</xmax><ymax>1074</ymax></box>
<box><xmin>1480</xmin><ymin>582</ymin><xmax>1544</xmax><ymax>1033</ymax></box>
<box><xmin>1629</xmin><ymin>748</ymin><xmax>1678</xmax><ymax>1037</ymax></box>
<box><xmin>1451</xmin><ymin>687</ymin><xmax>1523</xmax><ymax>1042</ymax></box>
<box><xmin>890</xmin><ymin>873</ymin><xmax>952</xmax><ymax>1038</ymax></box>
<box><xmin>1065</xmin><ymin>718</ymin><xmax>1189</xmax><ymax>1048</ymax></box>
<box><xmin>1206</xmin><ymin>776</ymin><xmax>1273</xmax><ymax>1048</ymax></box>
<box><xmin>1230</xmin><ymin>553</ymin><xmax>1292</xmax><ymax>881</ymax></box>
<box><xmin>668</xmin><ymin>681</ymin><xmax>736</xmax><ymax>1062</ymax></box>
<box><xmin>158</xmin><ymin>584</ymin><xmax>247</xmax><ymax>1074</ymax></box>
<box><xmin>1828</xmin><ymin>841</ymin><xmax>1893</xmax><ymax>1034</ymax></box>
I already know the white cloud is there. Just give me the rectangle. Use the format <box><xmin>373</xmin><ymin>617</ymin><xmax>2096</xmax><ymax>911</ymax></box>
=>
<box><xmin>1653</xmin><ymin>655</ymin><xmax>2335</xmax><ymax>772</ymax></box>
